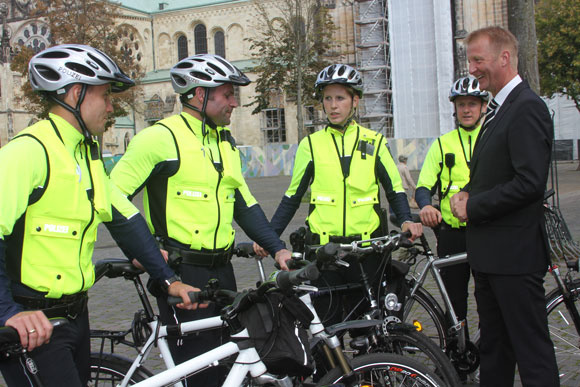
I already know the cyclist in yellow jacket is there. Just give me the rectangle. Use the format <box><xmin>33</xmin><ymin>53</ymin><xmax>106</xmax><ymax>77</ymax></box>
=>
<box><xmin>415</xmin><ymin>76</ymin><xmax>489</xmax><ymax>365</ymax></box>
<box><xmin>0</xmin><ymin>44</ymin><xmax>198</xmax><ymax>387</ymax></box>
<box><xmin>256</xmin><ymin>64</ymin><xmax>422</xmax><ymax>326</ymax></box>
<box><xmin>111</xmin><ymin>54</ymin><xmax>292</xmax><ymax>387</ymax></box>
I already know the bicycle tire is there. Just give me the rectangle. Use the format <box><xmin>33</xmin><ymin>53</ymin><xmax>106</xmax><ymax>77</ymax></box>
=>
<box><xmin>316</xmin><ymin>352</ymin><xmax>445</xmax><ymax>387</ymax></box>
<box><xmin>403</xmin><ymin>285</ymin><xmax>448</xmax><ymax>349</ymax></box>
<box><xmin>383</xmin><ymin>329</ymin><xmax>461</xmax><ymax>387</ymax></box>
<box><xmin>89</xmin><ymin>352</ymin><xmax>153</xmax><ymax>386</ymax></box>
<box><xmin>545</xmin><ymin>279</ymin><xmax>580</xmax><ymax>386</ymax></box>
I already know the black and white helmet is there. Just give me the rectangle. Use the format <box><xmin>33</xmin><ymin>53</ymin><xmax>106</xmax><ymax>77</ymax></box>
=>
<box><xmin>315</xmin><ymin>64</ymin><xmax>363</xmax><ymax>97</ymax></box>
<box><xmin>170</xmin><ymin>54</ymin><xmax>250</xmax><ymax>95</ymax></box>
<box><xmin>449</xmin><ymin>76</ymin><xmax>489</xmax><ymax>102</ymax></box>
<box><xmin>28</xmin><ymin>44</ymin><xmax>134</xmax><ymax>93</ymax></box>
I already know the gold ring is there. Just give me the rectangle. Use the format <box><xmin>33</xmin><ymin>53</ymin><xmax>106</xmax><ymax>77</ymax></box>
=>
<box><xmin>28</xmin><ymin>329</ymin><xmax>36</xmax><ymax>334</ymax></box>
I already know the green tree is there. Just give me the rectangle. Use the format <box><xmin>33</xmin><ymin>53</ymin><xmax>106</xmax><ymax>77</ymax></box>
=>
<box><xmin>536</xmin><ymin>0</ymin><xmax>580</xmax><ymax>113</ymax></box>
<box><xmin>245</xmin><ymin>0</ymin><xmax>336</xmax><ymax>141</ymax></box>
<box><xmin>10</xmin><ymin>0</ymin><xmax>142</xmax><ymax>126</ymax></box>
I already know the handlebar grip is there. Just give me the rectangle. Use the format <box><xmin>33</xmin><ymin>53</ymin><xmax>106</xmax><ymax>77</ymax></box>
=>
<box><xmin>399</xmin><ymin>231</ymin><xmax>414</xmax><ymax>248</ymax></box>
<box><xmin>275</xmin><ymin>263</ymin><xmax>320</xmax><ymax>291</ymax></box>
<box><xmin>167</xmin><ymin>291</ymin><xmax>202</xmax><ymax>306</ymax></box>
<box><xmin>315</xmin><ymin>243</ymin><xmax>340</xmax><ymax>263</ymax></box>
<box><xmin>234</xmin><ymin>242</ymin><xmax>255</xmax><ymax>258</ymax></box>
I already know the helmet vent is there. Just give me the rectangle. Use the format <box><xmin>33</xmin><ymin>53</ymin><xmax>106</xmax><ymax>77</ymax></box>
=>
<box><xmin>337</xmin><ymin>65</ymin><xmax>346</xmax><ymax>76</ymax></box>
<box><xmin>171</xmin><ymin>74</ymin><xmax>187</xmax><ymax>86</ymax></box>
<box><xmin>190</xmin><ymin>71</ymin><xmax>212</xmax><ymax>81</ymax></box>
<box><xmin>35</xmin><ymin>64</ymin><xmax>61</xmax><ymax>81</ymax></box>
<box><xmin>38</xmin><ymin>51</ymin><xmax>69</xmax><ymax>59</ymax></box>
<box><xmin>65</xmin><ymin>62</ymin><xmax>96</xmax><ymax>77</ymax></box>
<box><xmin>87</xmin><ymin>52</ymin><xmax>110</xmax><ymax>73</ymax></box>
<box><xmin>462</xmin><ymin>77</ymin><xmax>470</xmax><ymax>89</ymax></box>
<box><xmin>175</xmin><ymin>61</ymin><xmax>193</xmax><ymax>69</ymax></box>
<box><xmin>207</xmin><ymin>62</ymin><xmax>226</xmax><ymax>77</ymax></box>
<box><xmin>215</xmin><ymin>56</ymin><xmax>234</xmax><ymax>73</ymax></box>
<box><xmin>67</xmin><ymin>47</ymin><xmax>84</xmax><ymax>52</ymax></box>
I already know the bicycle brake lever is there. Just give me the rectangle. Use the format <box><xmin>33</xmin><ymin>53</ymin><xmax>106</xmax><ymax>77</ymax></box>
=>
<box><xmin>294</xmin><ymin>284</ymin><xmax>318</xmax><ymax>292</ymax></box>
<box><xmin>335</xmin><ymin>259</ymin><xmax>350</xmax><ymax>267</ymax></box>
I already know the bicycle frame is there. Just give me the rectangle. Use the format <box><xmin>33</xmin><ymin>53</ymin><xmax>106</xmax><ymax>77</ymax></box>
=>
<box><xmin>406</xmin><ymin>249</ymin><xmax>469</xmax><ymax>351</ymax></box>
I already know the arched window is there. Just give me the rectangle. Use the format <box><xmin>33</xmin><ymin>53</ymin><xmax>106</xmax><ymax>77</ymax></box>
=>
<box><xmin>177</xmin><ymin>35</ymin><xmax>188</xmax><ymax>60</ymax></box>
<box><xmin>194</xmin><ymin>24</ymin><xmax>208</xmax><ymax>54</ymax></box>
<box><xmin>214</xmin><ymin>30</ymin><xmax>225</xmax><ymax>58</ymax></box>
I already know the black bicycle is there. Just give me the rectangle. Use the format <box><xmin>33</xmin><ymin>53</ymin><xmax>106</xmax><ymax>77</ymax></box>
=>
<box><xmin>285</xmin><ymin>230</ymin><xmax>461</xmax><ymax>386</ymax></box>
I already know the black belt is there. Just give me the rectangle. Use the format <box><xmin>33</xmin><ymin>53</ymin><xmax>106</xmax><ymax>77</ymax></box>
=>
<box><xmin>165</xmin><ymin>246</ymin><xmax>233</xmax><ymax>268</ymax></box>
<box><xmin>14</xmin><ymin>292</ymin><xmax>88</xmax><ymax>320</ymax></box>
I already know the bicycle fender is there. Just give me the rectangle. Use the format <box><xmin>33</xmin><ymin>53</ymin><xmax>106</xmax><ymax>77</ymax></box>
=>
<box><xmin>326</xmin><ymin>319</ymin><xmax>383</xmax><ymax>336</ymax></box>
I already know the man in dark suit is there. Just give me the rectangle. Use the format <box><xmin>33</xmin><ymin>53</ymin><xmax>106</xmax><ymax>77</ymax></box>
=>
<box><xmin>450</xmin><ymin>26</ymin><xmax>559</xmax><ymax>386</ymax></box>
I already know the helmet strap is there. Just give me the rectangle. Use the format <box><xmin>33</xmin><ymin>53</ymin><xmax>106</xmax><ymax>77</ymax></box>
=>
<box><xmin>181</xmin><ymin>88</ymin><xmax>217</xmax><ymax>136</ymax></box>
<box><xmin>49</xmin><ymin>84</ymin><xmax>94</xmax><ymax>142</ymax></box>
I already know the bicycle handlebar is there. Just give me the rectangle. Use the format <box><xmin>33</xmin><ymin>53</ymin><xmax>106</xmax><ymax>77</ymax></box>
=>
<box><xmin>233</xmin><ymin>242</ymin><xmax>256</xmax><ymax>258</ymax></box>
<box><xmin>314</xmin><ymin>231</ymin><xmax>412</xmax><ymax>259</ymax></box>
<box><xmin>271</xmin><ymin>262</ymin><xmax>320</xmax><ymax>292</ymax></box>
<box><xmin>0</xmin><ymin>318</ymin><xmax>68</xmax><ymax>350</ymax></box>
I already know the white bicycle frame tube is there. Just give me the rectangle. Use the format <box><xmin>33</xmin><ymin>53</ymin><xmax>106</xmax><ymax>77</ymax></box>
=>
<box><xmin>126</xmin><ymin>326</ymin><xmax>267</xmax><ymax>387</ymax></box>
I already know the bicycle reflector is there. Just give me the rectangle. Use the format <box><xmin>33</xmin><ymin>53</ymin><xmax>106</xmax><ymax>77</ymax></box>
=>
<box><xmin>412</xmin><ymin>320</ymin><xmax>423</xmax><ymax>332</ymax></box>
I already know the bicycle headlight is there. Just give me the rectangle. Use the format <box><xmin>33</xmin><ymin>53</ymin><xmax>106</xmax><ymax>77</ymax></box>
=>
<box><xmin>384</xmin><ymin>293</ymin><xmax>402</xmax><ymax>312</ymax></box>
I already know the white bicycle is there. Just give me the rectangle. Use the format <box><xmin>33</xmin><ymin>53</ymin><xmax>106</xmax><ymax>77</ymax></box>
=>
<box><xmin>89</xmin><ymin>255</ymin><xmax>445</xmax><ymax>386</ymax></box>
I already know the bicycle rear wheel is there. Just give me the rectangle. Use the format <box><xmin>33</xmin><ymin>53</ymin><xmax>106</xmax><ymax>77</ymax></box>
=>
<box><xmin>403</xmin><ymin>285</ymin><xmax>448</xmax><ymax>349</ymax></box>
<box><xmin>89</xmin><ymin>353</ymin><xmax>153</xmax><ymax>386</ymax></box>
<box><xmin>316</xmin><ymin>352</ymin><xmax>444</xmax><ymax>387</ymax></box>
<box><xmin>545</xmin><ymin>279</ymin><xmax>580</xmax><ymax>386</ymax></box>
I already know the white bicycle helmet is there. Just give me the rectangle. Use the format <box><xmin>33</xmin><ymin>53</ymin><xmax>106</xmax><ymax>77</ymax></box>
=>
<box><xmin>28</xmin><ymin>44</ymin><xmax>134</xmax><ymax>93</ymax></box>
<box><xmin>449</xmin><ymin>76</ymin><xmax>489</xmax><ymax>102</ymax></box>
<box><xmin>315</xmin><ymin>64</ymin><xmax>363</xmax><ymax>97</ymax></box>
<box><xmin>170</xmin><ymin>54</ymin><xmax>250</xmax><ymax>95</ymax></box>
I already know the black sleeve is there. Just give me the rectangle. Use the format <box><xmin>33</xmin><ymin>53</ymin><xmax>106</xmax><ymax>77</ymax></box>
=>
<box><xmin>104</xmin><ymin>207</ymin><xmax>175</xmax><ymax>281</ymax></box>
<box><xmin>415</xmin><ymin>187</ymin><xmax>432</xmax><ymax>209</ymax></box>
<box><xmin>0</xmin><ymin>239</ymin><xmax>23</xmax><ymax>326</ymax></box>
<box><xmin>377</xmin><ymin>161</ymin><xmax>412</xmax><ymax>227</ymax></box>
<box><xmin>234</xmin><ymin>191</ymin><xmax>286</xmax><ymax>256</ymax></box>
<box><xmin>269</xmin><ymin>160</ymin><xmax>313</xmax><ymax>236</ymax></box>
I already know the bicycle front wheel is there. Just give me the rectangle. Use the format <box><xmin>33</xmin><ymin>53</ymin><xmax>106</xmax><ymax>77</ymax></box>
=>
<box><xmin>89</xmin><ymin>353</ymin><xmax>153</xmax><ymax>386</ymax></box>
<box><xmin>384</xmin><ymin>329</ymin><xmax>461</xmax><ymax>387</ymax></box>
<box><xmin>316</xmin><ymin>352</ymin><xmax>444</xmax><ymax>387</ymax></box>
<box><xmin>546</xmin><ymin>279</ymin><xmax>580</xmax><ymax>386</ymax></box>
<box><xmin>403</xmin><ymin>285</ymin><xmax>448</xmax><ymax>349</ymax></box>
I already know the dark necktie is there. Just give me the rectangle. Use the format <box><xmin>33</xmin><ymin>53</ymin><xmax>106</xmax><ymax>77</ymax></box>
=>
<box><xmin>479</xmin><ymin>98</ymin><xmax>499</xmax><ymax>138</ymax></box>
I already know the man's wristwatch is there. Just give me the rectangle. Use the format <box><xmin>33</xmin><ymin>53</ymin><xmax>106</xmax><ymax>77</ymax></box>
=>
<box><xmin>161</xmin><ymin>274</ymin><xmax>181</xmax><ymax>293</ymax></box>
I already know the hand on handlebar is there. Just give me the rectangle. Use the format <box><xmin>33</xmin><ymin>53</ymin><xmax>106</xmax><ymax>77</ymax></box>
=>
<box><xmin>168</xmin><ymin>282</ymin><xmax>208</xmax><ymax>310</ymax></box>
<box><xmin>419</xmin><ymin>205</ymin><xmax>442</xmax><ymax>228</ymax></box>
<box><xmin>252</xmin><ymin>242</ymin><xmax>269</xmax><ymax>258</ymax></box>
<box><xmin>402</xmin><ymin>221</ymin><xmax>423</xmax><ymax>241</ymax></box>
<box><xmin>5</xmin><ymin>310</ymin><xmax>53</xmax><ymax>351</ymax></box>
<box><xmin>274</xmin><ymin>249</ymin><xmax>292</xmax><ymax>271</ymax></box>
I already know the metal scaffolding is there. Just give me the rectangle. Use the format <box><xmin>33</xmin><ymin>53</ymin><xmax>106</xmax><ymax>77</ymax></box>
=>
<box><xmin>353</xmin><ymin>0</ymin><xmax>393</xmax><ymax>137</ymax></box>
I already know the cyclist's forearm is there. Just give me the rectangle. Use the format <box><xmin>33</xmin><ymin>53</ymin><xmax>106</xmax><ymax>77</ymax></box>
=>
<box><xmin>270</xmin><ymin>195</ymin><xmax>302</xmax><ymax>236</ymax></box>
<box><xmin>0</xmin><ymin>239</ymin><xmax>23</xmax><ymax>326</ymax></box>
<box><xmin>415</xmin><ymin>187</ymin><xmax>432</xmax><ymax>209</ymax></box>
<box><xmin>105</xmin><ymin>208</ymin><xmax>175</xmax><ymax>281</ymax></box>
<box><xmin>235</xmin><ymin>202</ymin><xmax>285</xmax><ymax>255</ymax></box>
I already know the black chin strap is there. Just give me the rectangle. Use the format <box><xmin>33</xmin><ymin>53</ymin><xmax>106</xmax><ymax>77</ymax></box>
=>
<box><xmin>48</xmin><ymin>84</ymin><xmax>93</xmax><ymax>142</ymax></box>
<box><xmin>181</xmin><ymin>88</ymin><xmax>217</xmax><ymax>136</ymax></box>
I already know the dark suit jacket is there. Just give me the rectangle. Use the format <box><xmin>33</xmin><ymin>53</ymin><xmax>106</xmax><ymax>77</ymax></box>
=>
<box><xmin>465</xmin><ymin>80</ymin><xmax>553</xmax><ymax>275</ymax></box>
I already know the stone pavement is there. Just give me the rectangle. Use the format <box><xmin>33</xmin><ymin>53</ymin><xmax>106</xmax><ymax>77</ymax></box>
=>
<box><xmin>3</xmin><ymin>162</ymin><xmax>578</xmax><ymax>385</ymax></box>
